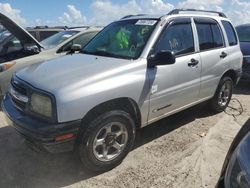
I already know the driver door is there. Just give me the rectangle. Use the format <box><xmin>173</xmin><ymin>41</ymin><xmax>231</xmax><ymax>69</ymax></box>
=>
<box><xmin>148</xmin><ymin>18</ymin><xmax>201</xmax><ymax>122</ymax></box>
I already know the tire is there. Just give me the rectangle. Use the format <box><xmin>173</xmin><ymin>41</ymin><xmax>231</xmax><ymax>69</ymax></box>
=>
<box><xmin>79</xmin><ymin>110</ymin><xmax>136</xmax><ymax>172</ymax></box>
<box><xmin>209</xmin><ymin>76</ymin><xmax>233</xmax><ymax>112</ymax></box>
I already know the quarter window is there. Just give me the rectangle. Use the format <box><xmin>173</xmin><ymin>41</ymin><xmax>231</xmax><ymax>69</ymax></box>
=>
<box><xmin>222</xmin><ymin>20</ymin><xmax>238</xmax><ymax>46</ymax></box>
<box><xmin>196</xmin><ymin>22</ymin><xmax>224</xmax><ymax>51</ymax></box>
<box><xmin>155</xmin><ymin>22</ymin><xmax>194</xmax><ymax>56</ymax></box>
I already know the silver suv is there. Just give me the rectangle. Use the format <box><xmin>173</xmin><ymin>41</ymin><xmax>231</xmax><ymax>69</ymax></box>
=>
<box><xmin>2</xmin><ymin>9</ymin><xmax>242</xmax><ymax>172</ymax></box>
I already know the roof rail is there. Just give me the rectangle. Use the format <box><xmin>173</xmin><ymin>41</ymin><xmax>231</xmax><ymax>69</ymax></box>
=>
<box><xmin>68</xmin><ymin>26</ymin><xmax>90</xmax><ymax>29</ymax></box>
<box><xmin>167</xmin><ymin>9</ymin><xmax>227</xmax><ymax>18</ymax></box>
<box><xmin>120</xmin><ymin>14</ymin><xmax>147</xmax><ymax>20</ymax></box>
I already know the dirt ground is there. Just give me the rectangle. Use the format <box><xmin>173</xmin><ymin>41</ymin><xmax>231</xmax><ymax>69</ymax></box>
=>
<box><xmin>0</xmin><ymin>81</ymin><xmax>249</xmax><ymax>188</ymax></box>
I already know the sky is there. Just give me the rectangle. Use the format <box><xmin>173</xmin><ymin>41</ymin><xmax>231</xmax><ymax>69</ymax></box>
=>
<box><xmin>0</xmin><ymin>0</ymin><xmax>250</xmax><ymax>27</ymax></box>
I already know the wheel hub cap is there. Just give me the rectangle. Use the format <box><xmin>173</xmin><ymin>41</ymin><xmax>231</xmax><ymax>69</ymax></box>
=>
<box><xmin>105</xmin><ymin>134</ymin><xmax>116</xmax><ymax>146</ymax></box>
<box><xmin>92</xmin><ymin>122</ymin><xmax>128</xmax><ymax>162</ymax></box>
<box><xmin>218</xmin><ymin>81</ymin><xmax>231</xmax><ymax>107</ymax></box>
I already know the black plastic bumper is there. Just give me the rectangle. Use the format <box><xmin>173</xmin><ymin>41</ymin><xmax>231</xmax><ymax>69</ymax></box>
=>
<box><xmin>1</xmin><ymin>94</ymin><xmax>81</xmax><ymax>153</ymax></box>
<box><xmin>235</xmin><ymin>68</ymin><xmax>242</xmax><ymax>84</ymax></box>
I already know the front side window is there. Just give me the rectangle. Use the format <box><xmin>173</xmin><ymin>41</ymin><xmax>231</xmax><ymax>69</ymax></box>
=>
<box><xmin>154</xmin><ymin>22</ymin><xmax>194</xmax><ymax>56</ymax></box>
<box><xmin>61</xmin><ymin>31</ymin><xmax>99</xmax><ymax>52</ymax></box>
<box><xmin>222</xmin><ymin>20</ymin><xmax>238</xmax><ymax>46</ymax></box>
<box><xmin>83</xmin><ymin>19</ymin><xmax>157</xmax><ymax>59</ymax></box>
<box><xmin>196</xmin><ymin>22</ymin><xmax>224</xmax><ymax>51</ymax></box>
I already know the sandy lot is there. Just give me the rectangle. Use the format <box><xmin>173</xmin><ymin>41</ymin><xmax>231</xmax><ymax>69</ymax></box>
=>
<box><xmin>0</xmin><ymin>81</ymin><xmax>249</xmax><ymax>188</ymax></box>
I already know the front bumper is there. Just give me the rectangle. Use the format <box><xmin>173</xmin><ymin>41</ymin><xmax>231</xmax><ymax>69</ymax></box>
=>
<box><xmin>2</xmin><ymin>94</ymin><xmax>81</xmax><ymax>153</ymax></box>
<box><xmin>235</xmin><ymin>68</ymin><xmax>242</xmax><ymax>84</ymax></box>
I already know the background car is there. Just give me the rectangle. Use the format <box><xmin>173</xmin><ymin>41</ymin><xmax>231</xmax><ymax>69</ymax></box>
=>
<box><xmin>236</xmin><ymin>24</ymin><xmax>250</xmax><ymax>80</ymax></box>
<box><xmin>0</xmin><ymin>12</ymin><xmax>101</xmax><ymax>99</ymax></box>
<box><xmin>217</xmin><ymin>118</ymin><xmax>250</xmax><ymax>188</ymax></box>
<box><xmin>26</xmin><ymin>26</ymin><xmax>67</xmax><ymax>41</ymax></box>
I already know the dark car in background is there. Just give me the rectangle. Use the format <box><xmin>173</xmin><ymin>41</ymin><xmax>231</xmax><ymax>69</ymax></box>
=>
<box><xmin>236</xmin><ymin>24</ymin><xmax>250</xmax><ymax>80</ymax></box>
<box><xmin>26</xmin><ymin>26</ymin><xmax>67</xmax><ymax>41</ymax></box>
<box><xmin>217</xmin><ymin>118</ymin><xmax>250</xmax><ymax>188</ymax></box>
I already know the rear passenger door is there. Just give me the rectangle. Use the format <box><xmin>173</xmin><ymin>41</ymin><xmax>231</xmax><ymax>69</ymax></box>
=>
<box><xmin>148</xmin><ymin>18</ymin><xmax>201</xmax><ymax>121</ymax></box>
<box><xmin>195</xmin><ymin>18</ymin><xmax>227</xmax><ymax>99</ymax></box>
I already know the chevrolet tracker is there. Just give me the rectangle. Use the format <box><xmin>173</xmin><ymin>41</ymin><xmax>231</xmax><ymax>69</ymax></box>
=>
<box><xmin>2</xmin><ymin>9</ymin><xmax>242</xmax><ymax>172</ymax></box>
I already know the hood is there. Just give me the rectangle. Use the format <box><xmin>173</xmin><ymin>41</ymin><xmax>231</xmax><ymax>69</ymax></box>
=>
<box><xmin>16</xmin><ymin>54</ymin><xmax>135</xmax><ymax>93</ymax></box>
<box><xmin>0</xmin><ymin>13</ymin><xmax>42</xmax><ymax>48</ymax></box>
<box><xmin>240</xmin><ymin>41</ymin><xmax>250</xmax><ymax>56</ymax></box>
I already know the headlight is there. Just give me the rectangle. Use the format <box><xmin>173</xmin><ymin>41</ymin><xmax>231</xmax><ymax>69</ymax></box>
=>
<box><xmin>225</xmin><ymin>133</ymin><xmax>250</xmax><ymax>188</ymax></box>
<box><xmin>30</xmin><ymin>93</ymin><xmax>52</xmax><ymax>117</ymax></box>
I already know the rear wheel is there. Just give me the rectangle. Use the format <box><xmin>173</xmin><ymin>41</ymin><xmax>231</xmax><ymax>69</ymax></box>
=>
<box><xmin>79</xmin><ymin>110</ymin><xmax>135</xmax><ymax>172</ymax></box>
<box><xmin>209</xmin><ymin>76</ymin><xmax>233</xmax><ymax>112</ymax></box>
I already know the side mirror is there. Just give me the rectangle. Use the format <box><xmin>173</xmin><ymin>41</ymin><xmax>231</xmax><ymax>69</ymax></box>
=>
<box><xmin>24</xmin><ymin>44</ymin><xmax>40</xmax><ymax>54</ymax></box>
<box><xmin>68</xmin><ymin>44</ymin><xmax>82</xmax><ymax>54</ymax></box>
<box><xmin>148</xmin><ymin>50</ymin><xmax>176</xmax><ymax>68</ymax></box>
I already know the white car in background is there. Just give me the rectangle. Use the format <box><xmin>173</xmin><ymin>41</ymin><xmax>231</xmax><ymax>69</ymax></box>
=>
<box><xmin>0</xmin><ymin>12</ymin><xmax>101</xmax><ymax>99</ymax></box>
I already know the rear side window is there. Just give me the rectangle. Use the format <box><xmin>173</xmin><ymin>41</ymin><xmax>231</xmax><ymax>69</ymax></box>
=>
<box><xmin>222</xmin><ymin>21</ymin><xmax>238</xmax><ymax>46</ymax></box>
<box><xmin>211</xmin><ymin>24</ymin><xmax>224</xmax><ymax>48</ymax></box>
<box><xmin>196</xmin><ymin>22</ymin><xmax>224</xmax><ymax>51</ymax></box>
<box><xmin>155</xmin><ymin>22</ymin><xmax>194</xmax><ymax>56</ymax></box>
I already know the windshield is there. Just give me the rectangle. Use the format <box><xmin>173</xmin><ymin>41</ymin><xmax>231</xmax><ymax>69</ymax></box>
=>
<box><xmin>82</xmin><ymin>19</ymin><xmax>158</xmax><ymax>59</ymax></box>
<box><xmin>236</xmin><ymin>26</ymin><xmax>250</xmax><ymax>42</ymax></box>
<box><xmin>41</xmin><ymin>30</ymin><xmax>79</xmax><ymax>49</ymax></box>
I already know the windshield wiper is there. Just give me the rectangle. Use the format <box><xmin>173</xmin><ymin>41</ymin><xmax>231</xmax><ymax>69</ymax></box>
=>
<box><xmin>82</xmin><ymin>50</ymin><xmax>113</xmax><ymax>56</ymax></box>
<box><xmin>82</xmin><ymin>50</ymin><xmax>130</xmax><ymax>59</ymax></box>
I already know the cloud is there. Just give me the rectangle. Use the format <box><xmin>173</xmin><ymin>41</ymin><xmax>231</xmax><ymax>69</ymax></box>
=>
<box><xmin>226</xmin><ymin>0</ymin><xmax>250</xmax><ymax>26</ymax></box>
<box><xmin>177</xmin><ymin>0</ymin><xmax>223</xmax><ymax>10</ymax></box>
<box><xmin>58</xmin><ymin>5</ymin><xmax>86</xmax><ymax>26</ymax></box>
<box><xmin>2</xmin><ymin>0</ymin><xmax>250</xmax><ymax>27</ymax></box>
<box><xmin>89</xmin><ymin>0</ymin><xmax>174</xmax><ymax>25</ymax></box>
<box><xmin>177</xmin><ymin>0</ymin><xmax>223</xmax><ymax>9</ymax></box>
<box><xmin>0</xmin><ymin>3</ymin><xmax>26</xmax><ymax>25</ymax></box>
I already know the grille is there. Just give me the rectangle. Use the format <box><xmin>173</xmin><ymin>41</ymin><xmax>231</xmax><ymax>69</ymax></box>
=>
<box><xmin>11</xmin><ymin>80</ymin><xmax>27</xmax><ymax>95</ymax></box>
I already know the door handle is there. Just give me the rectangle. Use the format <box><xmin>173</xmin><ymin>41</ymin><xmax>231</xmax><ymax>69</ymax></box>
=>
<box><xmin>220</xmin><ymin>52</ymin><xmax>227</xmax><ymax>59</ymax></box>
<box><xmin>188</xmin><ymin>58</ymin><xmax>199</xmax><ymax>67</ymax></box>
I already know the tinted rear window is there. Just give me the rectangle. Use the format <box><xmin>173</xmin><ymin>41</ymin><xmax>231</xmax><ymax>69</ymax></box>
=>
<box><xmin>196</xmin><ymin>22</ymin><xmax>224</xmax><ymax>51</ymax></box>
<box><xmin>236</xmin><ymin>26</ymin><xmax>250</xmax><ymax>42</ymax></box>
<box><xmin>222</xmin><ymin>21</ymin><xmax>238</xmax><ymax>46</ymax></box>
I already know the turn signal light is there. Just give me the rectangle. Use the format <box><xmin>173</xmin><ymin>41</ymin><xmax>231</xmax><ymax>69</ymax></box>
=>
<box><xmin>0</xmin><ymin>62</ymin><xmax>16</xmax><ymax>72</ymax></box>
<box><xmin>55</xmin><ymin>133</ymin><xmax>74</xmax><ymax>141</ymax></box>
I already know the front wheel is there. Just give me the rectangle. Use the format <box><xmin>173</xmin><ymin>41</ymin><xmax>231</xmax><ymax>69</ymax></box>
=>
<box><xmin>79</xmin><ymin>110</ymin><xmax>136</xmax><ymax>172</ymax></box>
<box><xmin>209</xmin><ymin>76</ymin><xmax>233</xmax><ymax>112</ymax></box>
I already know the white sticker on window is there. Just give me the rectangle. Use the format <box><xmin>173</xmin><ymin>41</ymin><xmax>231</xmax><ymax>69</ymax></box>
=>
<box><xmin>62</xmin><ymin>34</ymin><xmax>73</xmax><ymax>39</ymax></box>
<box><xmin>135</xmin><ymin>20</ymin><xmax>157</xmax><ymax>26</ymax></box>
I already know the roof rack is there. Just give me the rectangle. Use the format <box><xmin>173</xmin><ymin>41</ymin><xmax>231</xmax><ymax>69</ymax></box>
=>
<box><xmin>68</xmin><ymin>26</ymin><xmax>90</xmax><ymax>29</ymax></box>
<box><xmin>120</xmin><ymin>14</ymin><xmax>147</xmax><ymax>19</ymax></box>
<box><xmin>167</xmin><ymin>9</ymin><xmax>227</xmax><ymax>18</ymax></box>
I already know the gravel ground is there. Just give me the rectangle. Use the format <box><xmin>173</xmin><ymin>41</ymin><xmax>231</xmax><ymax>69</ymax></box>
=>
<box><xmin>0</xmin><ymin>81</ymin><xmax>249</xmax><ymax>188</ymax></box>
